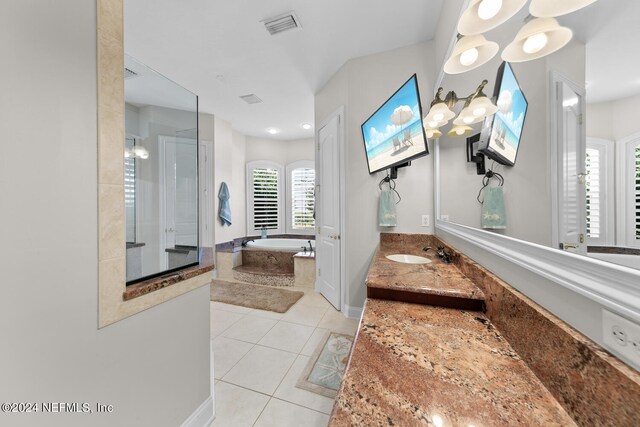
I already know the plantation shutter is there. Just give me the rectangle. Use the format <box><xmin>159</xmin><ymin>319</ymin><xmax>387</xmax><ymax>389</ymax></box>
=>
<box><xmin>635</xmin><ymin>144</ymin><xmax>640</xmax><ymax>240</ymax></box>
<box><xmin>124</xmin><ymin>154</ymin><xmax>136</xmax><ymax>242</ymax></box>
<box><xmin>252</xmin><ymin>167</ymin><xmax>280</xmax><ymax>230</ymax></box>
<box><xmin>585</xmin><ymin>148</ymin><xmax>601</xmax><ymax>239</ymax></box>
<box><xmin>291</xmin><ymin>168</ymin><xmax>315</xmax><ymax>230</ymax></box>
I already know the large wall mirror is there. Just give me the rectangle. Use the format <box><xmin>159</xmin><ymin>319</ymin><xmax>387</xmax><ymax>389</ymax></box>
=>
<box><xmin>124</xmin><ymin>55</ymin><xmax>199</xmax><ymax>283</ymax></box>
<box><xmin>436</xmin><ymin>1</ymin><xmax>640</xmax><ymax>274</ymax></box>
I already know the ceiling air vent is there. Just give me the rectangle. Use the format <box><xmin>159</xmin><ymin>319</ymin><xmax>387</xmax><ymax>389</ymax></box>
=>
<box><xmin>262</xmin><ymin>11</ymin><xmax>301</xmax><ymax>36</ymax></box>
<box><xmin>239</xmin><ymin>94</ymin><xmax>263</xmax><ymax>104</ymax></box>
<box><xmin>124</xmin><ymin>67</ymin><xmax>139</xmax><ymax>80</ymax></box>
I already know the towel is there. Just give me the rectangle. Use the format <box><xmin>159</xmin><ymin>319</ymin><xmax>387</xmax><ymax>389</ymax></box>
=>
<box><xmin>378</xmin><ymin>190</ymin><xmax>397</xmax><ymax>227</ymax></box>
<box><xmin>481</xmin><ymin>186</ymin><xmax>506</xmax><ymax>229</ymax></box>
<box><xmin>218</xmin><ymin>182</ymin><xmax>232</xmax><ymax>226</ymax></box>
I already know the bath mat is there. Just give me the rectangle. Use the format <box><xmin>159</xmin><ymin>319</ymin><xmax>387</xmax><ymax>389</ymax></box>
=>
<box><xmin>210</xmin><ymin>280</ymin><xmax>303</xmax><ymax>313</ymax></box>
<box><xmin>296</xmin><ymin>331</ymin><xmax>354</xmax><ymax>398</ymax></box>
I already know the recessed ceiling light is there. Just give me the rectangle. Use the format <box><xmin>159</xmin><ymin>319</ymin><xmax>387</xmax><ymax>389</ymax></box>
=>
<box><xmin>301</xmin><ymin>123</ymin><xmax>312</xmax><ymax>130</ymax></box>
<box><xmin>267</xmin><ymin>128</ymin><xmax>279</xmax><ymax>135</ymax></box>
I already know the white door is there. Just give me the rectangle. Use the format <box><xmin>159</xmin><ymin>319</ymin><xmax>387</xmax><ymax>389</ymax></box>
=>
<box><xmin>162</xmin><ymin>140</ymin><xmax>177</xmax><ymax>269</ymax></box>
<box><xmin>556</xmin><ymin>80</ymin><xmax>587</xmax><ymax>255</ymax></box>
<box><xmin>316</xmin><ymin>115</ymin><xmax>341</xmax><ymax>309</ymax></box>
<box><xmin>199</xmin><ymin>142</ymin><xmax>213</xmax><ymax>248</ymax></box>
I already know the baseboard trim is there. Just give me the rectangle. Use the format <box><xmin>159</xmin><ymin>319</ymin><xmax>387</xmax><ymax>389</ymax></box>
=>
<box><xmin>344</xmin><ymin>304</ymin><xmax>363</xmax><ymax>320</ymax></box>
<box><xmin>181</xmin><ymin>395</ymin><xmax>214</xmax><ymax>427</ymax></box>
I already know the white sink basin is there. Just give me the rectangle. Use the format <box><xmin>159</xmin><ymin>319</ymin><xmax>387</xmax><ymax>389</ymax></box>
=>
<box><xmin>385</xmin><ymin>254</ymin><xmax>432</xmax><ymax>264</ymax></box>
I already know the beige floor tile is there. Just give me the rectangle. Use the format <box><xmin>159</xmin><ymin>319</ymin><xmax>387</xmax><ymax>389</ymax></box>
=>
<box><xmin>211</xmin><ymin>310</ymin><xmax>245</xmax><ymax>337</ymax></box>
<box><xmin>273</xmin><ymin>355</ymin><xmax>335</xmax><ymax>414</ymax></box>
<box><xmin>300</xmin><ymin>327</ymin><xmax>330</xmax><ymax>357</ymax></box>
<box><xmin>295</xmin><ymin>291</ymin><xmax>332</xmax><ymax>309</ymax></box>
<box><xmin>317</xmin><ymin>309</ymin><xmax>359</xmax><ymax>336</ymax></box>
<box><xmin>212</xmin><ymin>381</ymin><xmax>269</xmax><ymax>427</ymax></box>
<box><xmin>258</xmin><ymin>321</ymin><xmax>315</xmax><ymax>354</ymax></box>
<box><xmin>281</xmin><ymin>304</ymin><xmax>328</xmax><ymax>327</ymax></box>
<box><xmin>254</xmin><ymin>398</ymin><xmax>329</xmax><ymax>427</ymax></box>
<box><xmin>212</xmin><ymin>336</ymin><xmax>254</xmax><ymax>379</ymax></box>
<box><xmin>221</xmin><ymin>315</ymin><xmax>278</xmax><ymax>343</ymax></box>
<box><xmin>222</xmin><ymin>346</ymin><xmax>297</xmax><ymax>395</ymax></box>
<box><xmin>211</xmin><ymin>301</ymin><xmax>254</xmax><ymax>314</ymax></box>
<box><xmin>247</xmin><ymin>308</ymin><xmax>285</xmax><ymax>320</ymax></box>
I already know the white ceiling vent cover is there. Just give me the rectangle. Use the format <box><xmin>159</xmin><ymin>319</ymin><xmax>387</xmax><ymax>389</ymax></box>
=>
<box><xmin>262</xmin><ymin>11</ymin><xmax>301</xmax><ymax>35</ymax></box>
<box><xmin>239</xmin><ymin>94</ymin><xmax>263</xmax><ymax>104</ymax></box>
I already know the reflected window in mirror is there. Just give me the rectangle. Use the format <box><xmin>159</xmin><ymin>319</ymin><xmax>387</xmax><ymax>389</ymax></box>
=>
<box><xmin>124</xmin><ymin>55</ymin><xmax>199</xmax><ymax>284</ymax></box>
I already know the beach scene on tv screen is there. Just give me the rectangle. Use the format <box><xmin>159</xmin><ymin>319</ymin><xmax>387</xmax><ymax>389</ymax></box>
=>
<box><xmin>489</xmin><ymin>65</ymin><xmax>527</xmax><ymax>164</ymax></box>
<box><xmin>362</xmin><ymin>77</ymin><xmax>427</xmax><ymax>173</ymax></box>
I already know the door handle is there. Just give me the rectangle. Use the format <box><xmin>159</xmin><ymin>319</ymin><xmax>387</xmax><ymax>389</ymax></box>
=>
<box><xmin>560</xmin><ymin>242</ymin><xmax>579</xmax><ymax>250</ymax></box>
<box><xmin>328</xmin><ymin>234</ymin><xmax>341</xmax><ymax>240</ymax></box>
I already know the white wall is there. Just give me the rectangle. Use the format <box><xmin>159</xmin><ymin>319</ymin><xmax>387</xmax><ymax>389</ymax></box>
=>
<box><xmin>0</xmin><ymin>2</ymin><xmax>210</xmax><ymax>426</ymax></box>
<box><xmin>587</xmin><ymin>93</ymin><xmax>640</xmax><ymax>141</ymax></box>
<box><xmin>214</xmin><ymin>116</ymin><xmax>247</xmax><ymax>243</ymax></box>
<box><xmin>438</xmin><ymin>6</ymin><xmax>585</xmax><ymax>247</ymax></box>
<box><xmin>315</xmin><ymin>41</ymin><xmax>437</xmax><ymax>310</ymax></box>
<box><xmin>245</xmin><ymin>137</ymin><xmax>315</xmax><ymax>165</ymax></box>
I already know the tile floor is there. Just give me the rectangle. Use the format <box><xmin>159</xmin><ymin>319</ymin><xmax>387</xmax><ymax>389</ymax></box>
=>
<box><xmin>211</xmin><ymin>286</ymin><xmax>359</xmax><ymax>427</ymax></box>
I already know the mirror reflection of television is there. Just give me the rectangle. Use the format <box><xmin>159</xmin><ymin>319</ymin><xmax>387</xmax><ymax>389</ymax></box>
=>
<box><xmin>478</xmin><ymin>62</ymin><xmax>528</xmax><ymax>167</ymax></box>
<box><xmin>361</xmin><ymin>74</ymin><xmax>429</xmax><ymax>174</ymax></box>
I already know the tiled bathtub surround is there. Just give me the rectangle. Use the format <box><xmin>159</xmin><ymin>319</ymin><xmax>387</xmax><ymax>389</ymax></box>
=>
<box><xmin>241</xmin><ymin>249</ymin><xmax>295</xmax><ymax>273</ymax></box>
<box><xmin>330</xmin><ymin>299</ymin><xmax>576</xmax><ymax>426</ymax></box>
<box><xmin>375</xmin><ymin>233</ymin><xmax>640</xmax><ymax>426</ymax></box>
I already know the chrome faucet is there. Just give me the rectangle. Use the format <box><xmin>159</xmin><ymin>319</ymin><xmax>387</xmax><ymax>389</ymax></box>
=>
<box><xmin>307</xmin><ymin>240</ymin><xmax>314</xmax><ymax>253</ymax></box>
<box><xmin>436</xmin><ymin>246</ymin><xmax>452</xmax><ymax>264</ymax></box>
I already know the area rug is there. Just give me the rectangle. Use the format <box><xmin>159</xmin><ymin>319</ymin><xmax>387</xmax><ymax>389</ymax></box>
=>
<box><xmin>210</xmin><ymin>279</ymin><xmax>303</xmax><ymax>313</ymax></box>
<box><xmin>296</xmin><ymin>331</ymin><xmax>354</xmax><ymax>398</ymax></box>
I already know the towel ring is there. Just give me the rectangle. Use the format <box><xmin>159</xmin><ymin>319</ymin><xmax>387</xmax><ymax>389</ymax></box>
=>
<box><xmin>476</xmin><ymin>170</ymin><xmax>504</xmax><ymax>204</ymax></box>
<box><xmin>379</xmin><ymin>173</ymin><xmax>401</xmax><ymax>204</ymax></box>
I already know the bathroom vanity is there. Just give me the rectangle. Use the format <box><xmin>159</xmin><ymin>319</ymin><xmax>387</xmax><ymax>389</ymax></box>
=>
<box><xmin>329</xmin><ymin>233</ymin><xmax>640</xmax><ymax>426</ymax></box>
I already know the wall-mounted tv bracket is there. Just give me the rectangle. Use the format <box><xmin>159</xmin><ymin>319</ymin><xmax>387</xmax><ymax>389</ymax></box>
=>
<box><xmin>466</xmin><ymin>134</ymin><xmax>486</xmax><ymax>175</ymax></box>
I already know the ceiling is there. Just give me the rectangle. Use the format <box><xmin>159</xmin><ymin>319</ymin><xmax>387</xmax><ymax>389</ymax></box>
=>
<box><xmin>124</xmin><ymin>0</ymin><xmax>443</xmax><ymax>140</ymax></box>
<box><xmin>559</xmin><ymin>0</ymin><xmax>640</xmax><ymax>104</ymax></box>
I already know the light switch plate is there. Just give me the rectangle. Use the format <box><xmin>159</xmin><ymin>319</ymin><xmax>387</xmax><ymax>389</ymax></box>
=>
<box><xmin>421</xmin><ymin>215</ymin><xmax>430</xmax><ymax>227</ymax></box>
<box><xmin>602</xmin><ymin>309</ymin><xmax>640</xmax><ymax>370</ymax></box>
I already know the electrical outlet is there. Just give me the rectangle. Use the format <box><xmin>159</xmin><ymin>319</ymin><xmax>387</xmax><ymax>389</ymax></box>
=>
<box><xmin>441</xmin><ymin>215</ymin><xmax>450</xmax><ymax>222</ymax></box>
<box><xmin>602</xmin><ymin>309</ymin><xmax>640</xmax><ymax>370</ymax></box>
<box><xmin>421</xmin><ymin>215</ymin><xmax>430</xmax><ymax>227</ymax></box>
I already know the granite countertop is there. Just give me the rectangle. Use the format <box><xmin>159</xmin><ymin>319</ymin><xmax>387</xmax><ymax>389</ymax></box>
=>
<box><xmin>366</xmin><ymin>236</ymin><xmax>485</xmax><ymax>309</ymax></box>
<box><xmin>330</xmin><ymin>299</ymin><xmax>576</xmax><ymax>427</ymax></box>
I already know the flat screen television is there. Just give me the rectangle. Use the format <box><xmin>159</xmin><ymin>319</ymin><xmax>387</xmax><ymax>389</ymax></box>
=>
<box><xmin>361</xmin><ymin>74</ymin><xmax>429</xmax><ymax>174</ymax></box>
<box><xmin>478</xmin><ymin>62</ymin><xmax>528</xmax><ymax>166</ymax></box>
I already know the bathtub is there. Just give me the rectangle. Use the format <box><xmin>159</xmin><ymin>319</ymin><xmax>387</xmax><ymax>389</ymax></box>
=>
<box><xmin>246</xmin><ymin>238</ymin><xmax>315</xmax><ymax>251</ymax></box>
<box><xmin>588</xmin><ymin>253</ymin><xmax>640</xmax><ymax>270</ymax></box>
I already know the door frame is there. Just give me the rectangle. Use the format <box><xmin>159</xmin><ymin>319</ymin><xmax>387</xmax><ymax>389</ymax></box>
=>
<box><xmin>315</xmin><ymin>106</ymin><xmax>347</xmax><ymax>314</ymax></box>
<box><xmin>549</xmin><ymin>71</ymin><xmax>587</xmax><ymax>250</ymax></box>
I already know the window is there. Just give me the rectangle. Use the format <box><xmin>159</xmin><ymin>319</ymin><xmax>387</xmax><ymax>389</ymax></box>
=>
<box><xmin>286</xmin><ymin>161</ymin><xmax>315</xmax><ymax>233</ymax></box>
<box><xmin>585</xmin><ymin>138</ymin><xmax>614</xmax><ymax>246</ymax></box>
<box><xmin>247</xmin><ymin>161</ymin><xmax>284</xmax><ymax>234</ymax></box>
<box><xmin>633</xmin><ymin>143</ymin><xmax>640</xmax><ymax>242</ymax></box>
<box><xmin>585</xmin><ymin>147</ymin><xmax>601</xmax><ymax>239</ymax></box>
<box><xmin>617</xmin><ymin>135</ymin><xmax>640</xmax><ymax>248</ymax></box>
<box><xmin>246</xmin><ymin>160</ymin><xmax>316</xmax><ymax>236</ymax></box>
